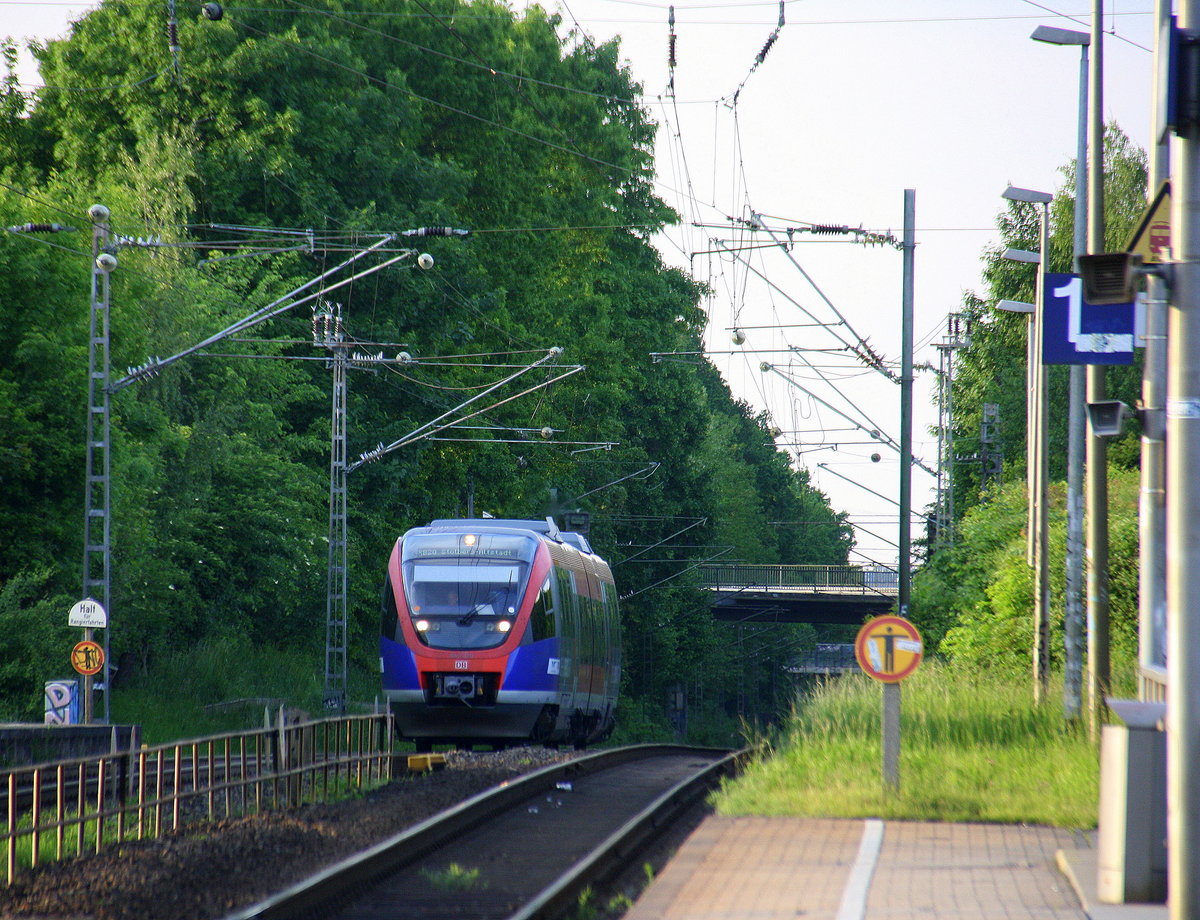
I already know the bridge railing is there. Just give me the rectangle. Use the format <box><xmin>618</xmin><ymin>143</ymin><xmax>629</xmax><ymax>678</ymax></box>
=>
<box><xmin>699</xmin><ymin>563</ymin><xmax>899</xmax><ymax>596</ymax></box>
<box><xmin>1</xmin><ymin>711</ymin><xmax>393</xmax><ymax>886</ymax></box>
<box><xmin>788</xmin><ymin>643</ymin><xmax>860</xmax><ymax>673</ymax></box>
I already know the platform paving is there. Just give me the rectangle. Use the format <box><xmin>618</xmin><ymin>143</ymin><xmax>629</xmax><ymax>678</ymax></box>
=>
<box><xmin>623</xmin><ymin>816</ymin><xmax>1170</xmax><ymax>920</ymax></box>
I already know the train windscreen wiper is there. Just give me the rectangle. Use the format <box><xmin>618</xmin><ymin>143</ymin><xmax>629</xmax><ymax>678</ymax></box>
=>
<box><xmin>457</xmin><ymin>603</ymin><xmax>491</xmax><ymax>626</ymax></box>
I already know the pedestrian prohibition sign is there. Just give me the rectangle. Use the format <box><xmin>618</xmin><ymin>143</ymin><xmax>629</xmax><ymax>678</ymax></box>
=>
<box><xmin>71</xmin><ymin>640</ymin><xmax>105</xmax><ymax>677</ymax></box>
<box><xmin>855</xmin><ymin>615</ymin><xmax>923</xmax><ymax>683</ymax></box>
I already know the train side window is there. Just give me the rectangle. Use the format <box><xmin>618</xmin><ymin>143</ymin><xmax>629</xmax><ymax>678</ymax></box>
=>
<box><xmin>555</xmin><ymin>567</ymin><xmax>578</xmax><ymax>660</ymax></box>
<box><xmin>530</xmin><ymin>577</ymin><xmax>554</xmax><ymax>641</ymax></box>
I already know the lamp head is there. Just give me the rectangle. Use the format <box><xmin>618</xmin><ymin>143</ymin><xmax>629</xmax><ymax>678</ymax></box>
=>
<box><xmin>996</xmin><ymin>299</ymin><xmax>1035</xmax><ymax>314</ymax></box>
<box><xmin>1002</xmin><ymin>185</ymin><xmax>1053</xmax><ymax>205</ymax></box>
<box><xmin>1031</xmin><ymin>25</ymin><xmax>1090</xmax><ymax>46</ymax></box>
<box><xmin>1002</xmin><ymin>248</ymin><xmax>1041</xmax><ymax>264</ymax></box>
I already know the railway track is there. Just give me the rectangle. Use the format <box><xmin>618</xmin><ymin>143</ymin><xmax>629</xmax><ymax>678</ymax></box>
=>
<box><xmin>226</xmin><ymin>744</ymin><xmax>745</xmax><ymax>920</ymax></box>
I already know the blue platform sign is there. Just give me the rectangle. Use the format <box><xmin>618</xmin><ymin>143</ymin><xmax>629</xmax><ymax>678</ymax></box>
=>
<box><xmin>1043</xmin><ymin>273</ymin><xmax>1135</xmax><ymax>365</ymax></box>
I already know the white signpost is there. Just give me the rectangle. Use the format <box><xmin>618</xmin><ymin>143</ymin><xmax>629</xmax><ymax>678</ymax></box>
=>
<box><xmin>68</xmin><ymin>598</ymin><xmax>108</xmax><ymax>629</ymax></box>
<box><xmin>68</xmin><ymin>598</ymin><xmax>107</xmax><ymax>723</ymax></box>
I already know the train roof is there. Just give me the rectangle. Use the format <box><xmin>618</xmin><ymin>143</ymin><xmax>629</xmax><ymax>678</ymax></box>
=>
<box><xmin>424</xmin><ymin>517</ymin><xmax>593</xmax><ymax>555</ymax></box>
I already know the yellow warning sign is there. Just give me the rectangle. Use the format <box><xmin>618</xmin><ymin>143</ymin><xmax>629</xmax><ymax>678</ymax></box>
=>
<box><xmin>71</xmin><ymin>640</ymin><xmax>105</xmax><ymax>676</ymax></box>
<box><xmin>855</xmin><ymin>616</ymin><xmax>923</xmax><ymax>683</ymax></box>
<box><xmin>1127</xmin><ymin>180</ymin><xmax>1171</xmax><ymax>265</ymax></box>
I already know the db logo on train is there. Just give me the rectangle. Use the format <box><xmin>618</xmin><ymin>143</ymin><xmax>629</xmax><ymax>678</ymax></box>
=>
<box><xmin>71</xmin><ymin>640</ymin><xmax>105</xmax><ymax>677</ymax></box>
<box><xmin>854</xmin><ymin>615</ymin><xmax>923</xmax><ymax>683</ymax></box>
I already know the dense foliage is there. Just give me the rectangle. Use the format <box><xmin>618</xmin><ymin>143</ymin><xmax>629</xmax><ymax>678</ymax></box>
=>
<box><xmin>913</xmin><ymin>127</ymin><xmax>1146</xmax><ymax>681</ymax></box>
<box><xmin>0</xmin><ymin>0</ymin><xmax>851</xmax><ymax>729</ymax></box>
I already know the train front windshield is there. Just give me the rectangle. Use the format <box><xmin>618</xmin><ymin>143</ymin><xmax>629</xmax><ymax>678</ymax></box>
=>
<box><xmin>400</xmin><ymin>532</ymin><xmax>538</xmax><ymax>650</ymax></box>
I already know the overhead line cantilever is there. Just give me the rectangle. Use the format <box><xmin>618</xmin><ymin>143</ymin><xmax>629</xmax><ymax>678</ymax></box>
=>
<box><xmin>750</xmin><ymin>214</ymin><xmax>899</xmax><ymax>382</ymax></box>
<box><xmin>760</xmin><ymin>363</ymin><xmax>936</xmax><ymax>477</ymax></box>
<box><xmin>108</xmin><ymin>235</ymin><xmax>400</xmax><ymax>392</ymax></box>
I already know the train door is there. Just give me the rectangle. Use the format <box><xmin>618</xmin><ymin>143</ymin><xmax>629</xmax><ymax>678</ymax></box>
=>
<box><xmin>552</xmin><ymin>564</ymin><xmax>580</xmax><ymax>730</ymax></box>
<box><xmin>600</xmin><ymin>578</ymin><xmax>621</xmax><ymax>711</ymax></box>
<box><xmin>579</xmin><ymin>566</ymin><xmax>604</xmax><ymax>712</ymax></box>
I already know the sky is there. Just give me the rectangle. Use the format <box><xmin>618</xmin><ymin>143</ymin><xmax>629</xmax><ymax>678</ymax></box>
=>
<box><xmin>3</xmin><ymin>0</ymin><xmax>1159</xmax><ymax>568</ymax></box>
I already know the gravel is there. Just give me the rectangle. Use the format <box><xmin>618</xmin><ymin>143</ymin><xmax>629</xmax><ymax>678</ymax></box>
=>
<box><xmin>0</xmin><ymin>748</ymin><xmax>575</xmax><ymax>920</ymax></box>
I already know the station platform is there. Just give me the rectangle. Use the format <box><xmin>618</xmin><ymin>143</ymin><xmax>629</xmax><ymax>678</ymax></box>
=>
<box><xmin>624</xmin><ymin>816</ymin><xmax>1169</xmax><ymax>920</ymax></box>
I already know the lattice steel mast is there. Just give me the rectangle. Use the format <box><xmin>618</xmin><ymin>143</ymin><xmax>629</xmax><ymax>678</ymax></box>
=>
<box><xmin>83</xmin><ymin>204</ymin><xmax>115</xmax><ymax>723</ymax></box>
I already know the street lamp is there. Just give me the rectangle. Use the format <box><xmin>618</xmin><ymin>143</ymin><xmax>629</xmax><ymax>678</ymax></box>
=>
<box><xmin>1031</xmin><ymin>21</ymin><xmax>1090</xmax><ymax>725</ymax></box>
<box><xmin>1001</xmin><ymin>184</ymin><xmax>1052</xmax><ymax>703</ymax></box>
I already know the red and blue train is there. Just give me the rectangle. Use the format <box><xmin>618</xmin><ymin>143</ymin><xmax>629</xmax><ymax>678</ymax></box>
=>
<box><xmin>381</xmin><ymin>518</ymin><xmax>621</xmax><ymax>750</ymax></box>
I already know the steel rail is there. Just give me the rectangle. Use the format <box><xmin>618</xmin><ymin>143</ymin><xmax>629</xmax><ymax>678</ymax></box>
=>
<box><xmin>225</xmin><ymin>744</ymin><xmax>744</xmax><ymax>920</ymax></box>
<box><xmin>510</xmin><ymin>747</ymin><xmax>747</xmax><ymax>920</ymax></box>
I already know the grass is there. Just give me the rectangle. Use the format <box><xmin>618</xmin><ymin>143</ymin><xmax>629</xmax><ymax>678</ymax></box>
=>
<box><xmin>714</xmin><ymin>663</ymin><xmax>1100</xmax><ymax>828</ymax></box>
<box><xmin>421</xmin><ymin>863</ymin><xmax>484</xmax><ymax>891</ymax></box>
<box><xmin>110</xmin><ymin>637</ymin><xmax>383</xmax><ymax>743</ymax></box>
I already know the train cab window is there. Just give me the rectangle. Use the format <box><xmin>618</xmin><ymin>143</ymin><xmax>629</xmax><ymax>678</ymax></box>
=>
<box><xmin>399</xmin><ymin>532</ymin><xmax>537</xmax><ymax>650</ymax></box>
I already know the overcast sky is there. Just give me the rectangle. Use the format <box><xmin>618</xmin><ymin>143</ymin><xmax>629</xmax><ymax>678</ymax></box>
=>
<box><xmin>4</xmin><ymin>0</ymin><xmax>1158</xmax><ymax>566</ymax></box>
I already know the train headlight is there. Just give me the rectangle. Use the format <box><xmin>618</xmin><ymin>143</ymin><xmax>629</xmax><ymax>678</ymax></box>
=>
<box><xmin>462</xmin><ymin>534</ymin><xmax>477</xmax><ymax>547</ymax></box>
<box><xmin>415</xmin><ymin>619</ymin><xmax>430</xmax><ymax>632</ymax></box>
<box><xmin>497</xmin><ymin>620</ymin><xmax>512</xmax><ymax>633</ymax></box>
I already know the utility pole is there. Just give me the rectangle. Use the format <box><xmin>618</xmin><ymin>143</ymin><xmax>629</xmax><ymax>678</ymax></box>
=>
<box><xmin>1168</xmin><ymin>0</ymin><xmax>1200</xmax><ymax>911</ymax></box>
<box><xmin>83</xmin><ymin>204</ymin><xmax>114</xmax><ymax>724</ymax></box>
<box><xmin>1086</xmin><ymin>0</ymin><xmax>1111</xmax><ymax>735</ymax></box>
<box><xmin>1139</xmin><ymin>0</ymin><xmax>1171</xmax><ymax>696</ymax></box>
<box><xmin>980</xmin><ymin>403</ymin><xmax>1002</xmax><ymax>492</ymax></box>
<box><xmin>899</xmin><ymin>189</ymin><xmax>915</xmax><ymax>615</ymax></box>
<box><xmin>1029</xmin><ymin>18</ymin><xmax>1091</xmax><ymax>723</ymax></box>
<box><xmin>1034</xmin><ymin>198</ymin><xmax>1051</xmax><ymax>702</ymax></box>
<box><xmin>314</xmin><ymin>304</ymin><xmax>349</xmax><ymax>713</ymax></box>
<box><xmin>1065</xmin><ymin>28</ymin><xmax>1090</xmax><ymax>723</ymax></box>
<box><xmin>933</xmin><ymin>314</ymin><xmax>969</xmax><ymax>546</ymax></box>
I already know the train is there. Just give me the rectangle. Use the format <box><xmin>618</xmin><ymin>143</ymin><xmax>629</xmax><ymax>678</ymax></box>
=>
<box><xmin>381</xmin><ymin>517</ymin><xmax>621</xmax><ymax>750</ymax></box>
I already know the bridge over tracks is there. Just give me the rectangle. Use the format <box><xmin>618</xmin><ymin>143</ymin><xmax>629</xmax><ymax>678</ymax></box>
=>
<box><xmin>700</xmin><ymin>563</ymin><xmax>898</xmax><ymax>625</ymax></box>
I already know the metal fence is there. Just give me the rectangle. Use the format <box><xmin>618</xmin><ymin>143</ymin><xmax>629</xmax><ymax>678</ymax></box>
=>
<box><xmin>699</xmin><ymin>563</ymin><xmax>900</xmax><ymax>595</ymax></box>
<box><xmin>788</xmin><ymin>643</ymin><xmax>860</xmax><ymax>674</ymax></box>
<box><xmin>2</xmin><ymin>713</ymin><xmax>393</xmax><ymax>885</ymax></box>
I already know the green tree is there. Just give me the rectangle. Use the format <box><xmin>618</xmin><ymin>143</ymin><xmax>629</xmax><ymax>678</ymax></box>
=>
<box><xmin>914</xmin><ymin>125</ymin><xmax>1147</xmax><ymax>683</ymax></box>
<box><xmin>947</xmin><ymin>125</ymin><xmax>1147</xmax><ymax>511</ymax></box>
<box><xmin>1</xmin><ymin>0</ymin><xmax>851</xmax><ymax>732</ymax></box>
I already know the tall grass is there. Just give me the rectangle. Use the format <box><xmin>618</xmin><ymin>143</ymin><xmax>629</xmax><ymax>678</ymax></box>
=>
<box><xmin>715</xmin><ymin>663</ymin><xmax>1099</xmax><ymax>827</ymax></box>
<box><xmin>110</xmin><ymin>637</ymin><xmax>376</xmax><ymax>743</ymax></box>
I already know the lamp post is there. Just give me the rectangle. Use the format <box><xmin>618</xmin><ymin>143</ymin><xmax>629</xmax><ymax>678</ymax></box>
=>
<box><xmin>1001</xmin><ymin>186</ymin><xmax>1053</xmax><ymax>703</ymax></box>
<box><xmin>1001</xmin><ymin>251</ymin><xmax>1041</xmax><ymax>570</ymax></box>
<box><xmin>1031</xmin><ymin>20</ymin><xmax>1090</xmax><ymax>725</ymax></box>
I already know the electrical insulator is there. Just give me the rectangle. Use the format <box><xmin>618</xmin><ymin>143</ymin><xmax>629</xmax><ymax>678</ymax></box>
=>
<box><xmin>811</xmin><ymin>224</ymin><xmax>850</xmax><ymax>236</ymax></box>
<box><xmin>755</xmin><ymin>33</ymin><xmax>776</xmax><ymax>65</ymax></box>
<box><xmin>667</xmin><ymin>6</ymin><xmax>676</xmax><ymax>88</ymax></box>
<box><xmin>7</xmin><ymin>222</ymin><xmax>75</xmax><ymax>233</ymax></box>
<box><xmin>401</xmin><ymin>226</ymin><xmax>470</xmax><ymax>238</ymax></box>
